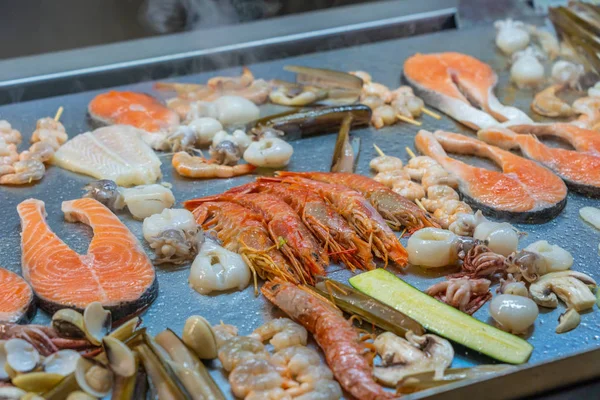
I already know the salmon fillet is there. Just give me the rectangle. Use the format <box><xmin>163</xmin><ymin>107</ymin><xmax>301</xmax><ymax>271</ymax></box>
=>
<box><xmin>416</xmin><ymin>130</ymin><xmax>567</xmax><ymax>222</ymax></box>
<box><xmin>0</xmin><ymin>268</ymin><xmax>35</xmax><ymax>323</ymax></box>
<box><xmin>17</xmin><ymin>198</ymin><xmax>157</xmax><ymax>319</ymax></box>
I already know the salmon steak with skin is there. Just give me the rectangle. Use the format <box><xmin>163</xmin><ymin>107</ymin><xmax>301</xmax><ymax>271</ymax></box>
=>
<box><xmin>479</xmin><ymin>127</ymin><xmax>600</xmax><ymax>197</ymax></box>
<box><xmin>507</xmin><ymin>123</ymin><xmax>600</xmax><ymax>155</ymax></box>
<box><xmin>17</xmin><ymin>198</ymin><xmax>157</xmax><ymax>320</ymax></box>
<box><xmin>0</xmin><ymin>268</ymin><xmax>36</xmax><ymax>323</ymax></box>
<box><xmin>415</xmin><ymin>130</ymin><xmax>567</xmax><ymax>222</ymax></box>
<box><xmin>404</xmin><ymin>52</ymin><xmax>532</xmax><ymax>129</ymax></box>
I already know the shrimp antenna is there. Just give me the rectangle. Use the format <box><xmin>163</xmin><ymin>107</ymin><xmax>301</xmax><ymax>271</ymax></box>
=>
<box><xmin>373</xmin><ymin>143</ymin><xmax>385</xmax><ymax>157</ymax></box>
<box><xmin>405</xmin><ymin>147</ymin><xmax>416</xmax><ymax>159</ymax></box>
<box><xmin>421</xmin><ymin>107</ymin><xmax>441</xmax><ymax>119</ymax></box>
<box><xmin>397</xmin><ymin>114</ymin><xmax>422</xmax><ymax>126</ymax></box>
<box><xmin>54</xmin><ymin>106</ymin><xmax>64</xmax><ymax>122</ymax></box>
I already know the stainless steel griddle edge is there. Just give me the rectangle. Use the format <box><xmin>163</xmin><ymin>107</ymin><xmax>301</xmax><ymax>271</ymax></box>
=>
<box><xmin>1</xmin><ymin>4</ymin><xmax>600</xmax><ymax>399</ymax></box>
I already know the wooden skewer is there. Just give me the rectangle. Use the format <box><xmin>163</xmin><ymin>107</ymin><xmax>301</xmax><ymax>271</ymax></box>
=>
<box><xmin>373</xmin><ymin>143</ymin><xmax>386</xmax><ymax>157</ymax></box>
<box><xmin>397</xmin><ymin>114</ymin><xmax>422</xmax><ymax>126</ymax></box>
<box><xmin>54</xmin><ymin>106</ymin><xmax>64</xmax><ymax>122</ymax></box>
<box><xmin>415</xmin><ymin>198</ymin><xmax>427</xmax><ymax>212</ymax></box>
<box><xmin>421</xmin><ymin>107</ymin><xmax>441</xmax><ymax>120</ymax></box>
<box><xmin>405</xmin><ymin>147</ymin><xmax>417</xmax><ymax>159</ymax></box>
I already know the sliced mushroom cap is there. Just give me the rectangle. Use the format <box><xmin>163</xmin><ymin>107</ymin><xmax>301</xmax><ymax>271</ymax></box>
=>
<box><xmin>556</xmin><ymin>308</ymin><xmax>581</xmax><ymax>334</ymax></box>
<box><xmin>529</xmin><ymin>271</ymin><xmax>597</xmax><ymax>311</ymax></box>
<box><xmin>373</xmin><ymin>331</ymin><xmax>454</xmax><ymax>387</ymax></box>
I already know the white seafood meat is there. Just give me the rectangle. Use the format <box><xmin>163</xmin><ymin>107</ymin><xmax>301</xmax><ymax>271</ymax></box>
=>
<box><xmin>52</xmin><ymin>125</ymin><xmax>161</xmax><ymax>186</ymax></box>
<box><xmin>473</xmin><ymin>221</ymin><xmax>519</xmax><ymax>256</ymax></box>
<box><xmin>118</xmin><ymin>184</ymin><xmax>175</xmax><ymax>220</ymax></box>
<box><xmin>525</xmin><ymin>240</ymin><xmax>573</xmax><ymax>273</ymax></box>
<box><xmin>511</xmin><ymin>47</ymin><xmax>545</xmax><ymax>88</ymax></box>
<box><xmin>189</xmin><ymin>239</ymin><xmax>251</xmax><ymax>295</ymax></box>
<box><xmin>494</xmin><ymin>19</ymin><xmax>530</xmax><ymax>55</ymax></box>
<box><xmin>142</xmin><ymin>208</ymin><xmax>198</xmax><ymax>243</ymax></box>
<box><xmin>243</xmin><ymin>138</ymin><xmax>293</xmax><ymax>168</ymax></box>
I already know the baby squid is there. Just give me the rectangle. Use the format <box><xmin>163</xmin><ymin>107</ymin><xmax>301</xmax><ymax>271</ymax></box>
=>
<box><xmin>189</xmin><ymin>239</ymin><xmax>251</xmax><ymax>295</ymax></box>
<box><xmin>473</xmin><ymin>221</ymin><xmax>519</xmax><ymax>257</ymax></box>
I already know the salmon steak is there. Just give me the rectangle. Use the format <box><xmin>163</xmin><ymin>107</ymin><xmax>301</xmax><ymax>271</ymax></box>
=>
<box><xmin>508</xmin><ymin>123</ymin><xmax>600</xmax><ymax>155</ymax></box>
<box><xmin>0</xmin><ymin>268</ymin><xmax>36</xmax><ymax>323</ymax></box>
<box><xmin>88</xmin><ymin>91</ymin><xmax>180</xmax><ymax>149</ymax></box>
<box><xmin>404</xmin><ymin>52</ymin><xmax>532</xmax><ymax>129</ymax></box>
<box><xmin>479</xmin><ymin>127</ymin><xmax>600</xmax><ymax>197</ymax></box>
<box><xmin>415</xmin><ymin>130</ymin><xmax>567</xmax><ymax>222</ymax></box>
<box><xmin>17</xmin><ymin>198</ymin><xmax>157</xmax><ymax>319</ymax></box>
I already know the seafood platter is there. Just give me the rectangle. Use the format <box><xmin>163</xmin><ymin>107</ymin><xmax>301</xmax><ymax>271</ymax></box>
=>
<box><xmin>3</xmin><ymin>1</ymin><xmax>600</xmax><ymax>399</ymax></box>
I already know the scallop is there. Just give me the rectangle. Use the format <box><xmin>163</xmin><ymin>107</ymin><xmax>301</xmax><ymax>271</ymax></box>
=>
<box><xmin>43</xmin><ymin>349</ymin><xmax>81</xmax><ymax>376</ymax></box>
<box><xmin>182</xmin><ymin>315</ymin><xmax>218</xmax><ymax>360</ymax></box>
<box><xmin>52</xmin><ymin>309</ymin><xmax>86</xmax><ymax>338</ymax></box>
<box><xmin>83</xmin><ymin>302</ymin><xmax>112</xmax><ymax>346</ymax></box>
<box><xmin>75</xmin><ymin>357</ymin><xmax>114</xmax><ymax>397</ymax></box>
<box><xmin>490</xmin><ymin>294</ymin><xmax>538</xmax><ymax>334</ymax></box>
<box><xmin>5</xmin><ymin>339</ymin><xmax>40</xmax><ymax>373</ymax></box>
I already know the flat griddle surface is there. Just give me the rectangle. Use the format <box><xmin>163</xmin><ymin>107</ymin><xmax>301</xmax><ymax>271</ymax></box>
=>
<box><xmin>1</xmin><ymin>25</ymin><xmax>599</xmax><ymax>398</ymax></box>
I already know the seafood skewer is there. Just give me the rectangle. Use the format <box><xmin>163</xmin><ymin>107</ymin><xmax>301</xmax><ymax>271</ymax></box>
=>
<box><xmin>186</xmin><ymin>192</ymin><xmax>328</xmax><ymax>283</ymax></box>
<box><xmin>479</xmin><ymin>127</ymin><xmax>600</xmax><ymax>196</ymax></box>
<box><xmin>17</xmin><ymin>198</ymin><xmax>158</xmax><ymax>319</ymax></box>
<box><xmin>262</xmin><ymin>280</ymin><xmax>395</xmax><ymax>400</ymax></box>
<box><xmin>278</xmin><ymin>171</ymin><xmax>439</xmax><ymax>232</ymax></box>
<box><xmin>188</xmin><ymin>201</ymin><xmax>299</xmax><ymax>286</ymax></box>
<box><xmin>0</xmin><ymin>268</ymin><xmax>35</xmax><ymax>323</ymax></box>
<box><xmin>271</xmin><ymin>175</ymin><xmax>408</xmax><ymax>267</ymax></box>
<box><xmin>228</xmin><ymin>180</ymin><xmax>376</xmax><ymax>271</ymax></box>
<box><xmin>415</xmin><ymin>130</ymin><xmax>567</xmax><ymax>222</ymax></box>
<box><xmin>404</xmin><ymin>52</ymin><xmax>532</xmax><ymax>129</ymax></box>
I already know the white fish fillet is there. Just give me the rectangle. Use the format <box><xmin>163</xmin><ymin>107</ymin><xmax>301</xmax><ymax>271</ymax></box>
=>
<box><xmin>52</xmin><ymin>125</ymin><xmax>162</xmax><ymax>186</ymax></box>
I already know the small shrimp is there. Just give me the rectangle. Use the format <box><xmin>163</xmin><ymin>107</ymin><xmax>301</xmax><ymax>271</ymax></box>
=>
<box><xmin>362</xmin><ymin>82</ymin><xmax>392</xmax><ymax>103</ymax></box>
<box><xmin>218</xmin><ymin>336</ymin><xmax>270</xmax><ymax>372</ymax></box>
<box><xmin>433</xmin><ymin>199</ymin><xmax>473</xmax><ymax>228</ymax></box>
<box><xmin>448</xmin><ymin>210</ymin><xmax>486</xmax><ymax>237</ymax></box>
<box><xmin>19</xmin><ymin>141</ymin><xmax>56</xmax><ymax>163</ymax></box>
<box><xmin>392</xmin><ymin>180</ymin><xmax>425</xmax><ymax>202</ymax></box>
<box><xmin>172</xmin><ymin>151</ymin><xmax>256</xmax><ymax>179</ymax></box>
<box><xmin>391</xmin><ymin>91</ymin><xmax>424</xmax><ymax>118</ymax></box>
<box><xmin>212</xmin><ymin>323</ymin><xmax>239</xmax><ymax>347</ymax></box>
<box><xmin>0</xmin><ymin>142</ymin><xmax>19</xmax><ymax>166</ymax></box>
<box><xmin>390</xmin><ymin>85</ymin><xmax>415</xmax><ymax>100</ymax></box>
<box><xmin>371</xmin><ymin>105</ymin><xmax>395</xmax><ymax>129</ymax></box>
<box><xmin>31</xmin><ymin>118</ymin><xmax>68</xmax><ymax>149</ymax></box>
<box><xmin>0</xmin><ymin>160</ymin><xmax>45</xmax><ymax>185</ymax></box>
<box><xmin>420</xmin><ymin>185</ymin><xmax>460</xmax><ymax>212</ymax></box>
<box><xmin>349</xmin><ymin>70</ymin><xmax>372</xmax><ymax>83</ymax></box>
<box><xmin>404</xmin><ymin>156</ymin><xmax>438</xmax><ymax>181</ymax></box>
<box><xmin>262</xmin><ymin>280</ymin><xmax>395</xmax><ymax>400</ymax></box>
<box><xmin>360</xmin><ymin>95</ymin><xmax>385</xmax><ymax>110</ymax></box>
<box><xmin>246</xmin><ymin>388</ymin><xmax>291</xmax><ymax>400</ymax></box>
<box><xmin>249</xmin><ymin>318</ymin><xmax>307</xmax><ymax>351</ymax></box>
<box><xmin>421</xmin><ymin>165</ymin><xmax>459</xmax><ymax>189</ymax></box>
<box><xmin>373</xmin><ymin>170</ymin><xmax>410</xmax><ymax>188</ymax></box>
<box><xmin>426</xmin><ymin>278</ymin><xmax>492</xmax><ymax>315</ymax></box>
<box><xmin>531</xmin><ymin>85</ymin><xmax>573</xmax><ymax>118</ymax></box>
<box><xmin>0</xmin><ymin>120</ymin><xmax>22</xmax><ymax>145</ymax></box>
<box><xmin>229</xmin><ymin>358</ymin><xmax>284</xmax><ymax>399</ymax></box>
<box><xmin>270</xmin><ymin>346</ymin><xmax>321</xmax><ymax>377</ymax></box>
<box><xmin>369</xmin><ymin>155</ymin><xmax>403</xmax><ymax>173</ymax></box>
<box><xmin>208</xmin><ymin>67</ymin><xmax>254</xmax><ymax>91</ymax></box>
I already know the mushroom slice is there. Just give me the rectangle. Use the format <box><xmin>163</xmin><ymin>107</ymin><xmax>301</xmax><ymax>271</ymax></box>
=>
<box><xmin>529</xmin><ymin>271</ymin><xmax>597</xmax><ymax>311</ymax></box>
<box><xmin>556</xmin><ymin>308</ymin><xmax>581</xmax><ymax>334</ymax></box>
<box><xmin>83</xmin><ymin>302</ymin><xmax>112</xmax><ymax>346</ymax></box>
<box><xmin>373</xmin><ymin>331</ymin><xmax>454</xmax><ymax>387</ymax></box>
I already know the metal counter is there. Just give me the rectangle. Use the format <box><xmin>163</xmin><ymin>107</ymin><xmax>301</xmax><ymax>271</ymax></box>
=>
<box><xmin>1</xmin><ymin>8</ymin><xmax>600</xmax><ymax>400</ymax></box>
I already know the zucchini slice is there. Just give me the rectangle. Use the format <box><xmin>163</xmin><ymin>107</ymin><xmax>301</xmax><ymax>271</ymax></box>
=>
<box><xmin>349</xmin><ymin>269</ymin><xmax>533</xmax><ymax>364</ymax></box>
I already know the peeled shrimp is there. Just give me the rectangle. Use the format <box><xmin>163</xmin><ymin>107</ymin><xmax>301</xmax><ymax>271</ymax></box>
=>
<box><xmin>392</xmin><ymin>180</ymin><xmax>425</xmax><ymax>202</ymax></box>
<box><xmin>142</xmin><ymin>208</ymin><xmax>204</xmax><ymax>264</ymax></box>
<box><xmin>369</xmin><ymin>155</ymin><xmax>403</xmax><ymax>173</ymax></box>
<box><xmin>229</xmin><ymin>358</ymin><xmax>283</xmax><ymax>399</ymax></box>
<box><xmin>218</xmin><ymin>336</ymin><xmax>270</xmax><ymax>372</ymax></box>
<box><xmin>362</xmin><ymin>82</ymin><xmax>392</xmax><ymax>103</ymax></box>
<box><xmin>249</xmin><ymin>318</ymin><xmax>307</xmax><ymax>351</ymax></box>
<box><xmin>0</xmin><ymin>140</ymin><xmax>19</xmax><ymax>166</ymax></box>
<box><xmin>421</xmin><ymin>165</ymin><xmax>458</xmax><ymax>189</ymax></box>
<box><xmin>0</xmin><ymin>120</ymin><xmax>22</xmax><ymax>145</ymax></box>
<box><xmin>243</xmin><ymin>138</ymin><xmax>293</xmax><ymax>168</ymax></box>
<box><xmin>270</xmin><ymin>346</ymin><xmax>321</xmax><ymax>377</ymax></box>
<box><xmin>349</xmin><ymin>70</ymin><xmax>372</xmax><ymax>83</ymax></box>
<box><xmin>448</xmin><ymin>210</ymin><xmax>487</xmax><ymax>237</ymax></box>
<box><xmin>19</xmin><ymin>141</ymin><xmax>55</xmax><ymax>162</ymax></box>
<box><xmin>420</xmin><ymin>185</ymin><xmax>460</xmax><ymax>212</ymax></box>
<box><xmin>32</xmin><ymin>117</ymin><xmax>67</xmax><ymax>148</ymax></box>
<box><xmin>391</xmin><ymin>88</ymin><xmax>424</xmax><ymax>118</ymax></box>
<box><xmin>172</xmin><ymin>151</ymin><xmax>256</xmax><ymax>179</ymax></box>
<box><xmin>433</xmin><ymin>199</ymin><xmax>473</xmax><ymax>228</ymax></box>
<box><xmin>360</xmin><ymin>95</ymin><xmax>384</xmax><ymax>110</ymax></box>
<box><xmin>371</xmin><ymin>105</ymin><xmax>396</xmax><ymax>129</ymax></box>
<box><xmin>213</xmin><ymin>323</ymin><xmax>239</xmax><ymax>347</ymax></box>
<box><xmin>208</xmin><ymin>67</ymin><xmax>254</xmax><ymax>91</ymax></box>
<box><xmin>189</xmin><ymin>239</ymin><xmax>251</xmax><ymax>294</ymax></box>
<box><xmin>404</xmin><ymin>156</ymin><xmax>438</xmax><ymax>180</ymax></box>
<box><xmin>212</xmin><ymin>129</ymin><xmax>252</xmax><ymax>152</ymax></box>
<box><xmin>0</xmin><ymin>160</ymin><xmax>45</xmax><ymax>185</ymax></box>
<box><xmin>373</xmin><ymin>170</ymin><xmax>410</xmax><ymax>187</ymax></box>
<box><xmin>531</xmin><ymin>84</ymin><xmax>573</xmax><ymax>118</ymax></box>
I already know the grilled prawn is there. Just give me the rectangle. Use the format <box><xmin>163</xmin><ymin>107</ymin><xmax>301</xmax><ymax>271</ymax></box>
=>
<box><xmin>229</xmin><ymin>180</ymin><xmax>376</xmax><ymax>271</ymax></box>
<box><xmin>278</xmin><ymin>171</ymin><xmax>439</xmax><ymax>232</ymax></box>
<box><xmin>262</xmin><ymin>280</ymin><xmax>395</xmax><ymax>400</ymax></box>
<box><xmin>272</xmin><ymin>175</ymin><xmax>408</xmax><ymax>267</ymax></box>
<box><xmin>190</xmin><ymin>201</ymin><xmax>298</xmax><ymax>286</ymax></box>
<box><xmin>186</xmin><ymin>193</ymin><xmax>328</xmax><ymax>284</ymax></box>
